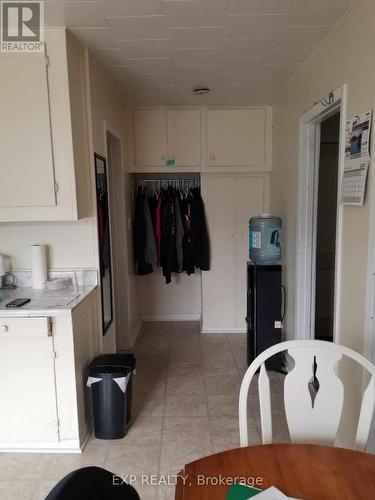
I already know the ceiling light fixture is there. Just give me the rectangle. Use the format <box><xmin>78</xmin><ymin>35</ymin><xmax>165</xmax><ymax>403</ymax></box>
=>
<box><xmin>192</xmin><ymin>87</ymin><xmax>210</xmax><ymax>95</ymax></box>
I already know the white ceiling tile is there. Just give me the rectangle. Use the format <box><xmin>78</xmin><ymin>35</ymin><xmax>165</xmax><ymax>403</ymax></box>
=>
<box><xmin>90</xmin><ymin>48</ymin><xmax>128</xmax><ymax>66</ymax></box>
<box><xmin>221</xmin><ymin>37</ymin><xmax>272</xmax><ymax>57</ymax></box>
<box><xmin>69</xmin><ymin>27</ymin><xmax>119</xmax><ymax>48</ymax></box>
<box><xmin>258</xmin><ymin>63</ymin><xmax>300</xmax><ymax>78</ymax></box>
<box><xmin>216</xmin><ymin>71</ymin><xmax>253</xmax><ymax>85</ymax></box>
<box><xmin>174</xmin><ymin>65</ymin><xmax>217</xmax><ymax>80</ymax></box>
<box><xmin>217</xmin><ymin>57</ymin><xmax>261</xmax><ymax>72</ymax></box>
<box><xmin>135</xmin><ymin>73</ymin><xmax>176</xmax><ymax>86</ymax></box>
<box><xmin>108</xmin><ymin>15</ymin><xmax>168</xmax><ymax>40</ymax></box>
<box><xmin>126</xmin><ymin>57</ymin><xmax>173</xmax><ymax>73</ymax></box>
<box><xmin>252</xmin><ymin>76</ymin><xmax>289</xmax><ymax>89</ymax></box>
<box><xmin>45</xmin><ymin>1</ymin><xmax>108</xmax><ymax>28</ymax></box>
<box><xmin>286</xmin><ymin>0</ymin><xmax>355</xmax><ymax>26</ymax></box>
<box><xmin>175</xmin><ymin>78</ymin><xmax>215</xmax><ymax>91</ymax></box>
<box><xmin>168</xmin><ymin>27</ymin><xmax>223</xmax><ymax>49</ymax></box>
<box><xmin>224</xmin><ymin>14</ymin><xmax>287</xmax><ymax>37</ymax></box>
<box><xmin>264</xmin><ymin>46</ymin><xmax>313</xmax><ymax>64</ymax></box>
<box><xmin>172</xmin><ymin>48</ymin><xmax>220</xmax><ymax>66</ymax></box>
<box><xmin>163</xmin><ymin>0</ymin><xmax>227</xmax><ymax>27</ymax></box>
<box><xmin>98</xmin><ymin>0</ymin><xmax>164</xmax><ymax>17</ymax></box>
<box><xmin>272</xmin><ymin>25</ymin><xmax>331</xmax><ymax>48</ymax></box>
<box><xmin>226</xmin><ymin>0</ymin><xmax>293</xmax><ymax>15</ymax></box>
<box><xmin>117</xmin><ymin>39</ymin><xmax>171</xmax><ymax>58</ymax></box>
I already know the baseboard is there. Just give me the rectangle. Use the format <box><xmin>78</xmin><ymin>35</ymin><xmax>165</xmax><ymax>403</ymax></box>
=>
<box><xmin>0</xmin><ymin>439</ymin><xmax>82</xmax><ymax>453</ymax></box>
<box><xmin>142</xmin><ymin>314</ymin><xmax>201</xmax><ymax>321</ymax></box>
<box><xmin>201</xmin><ymin>327</ymin><xmax>247</xmax><ymax>334</ymax></box>
<box><xmin>131</xmin><ymin>318</ymin><xmax>143</xmax><ymax>344</ymax></box>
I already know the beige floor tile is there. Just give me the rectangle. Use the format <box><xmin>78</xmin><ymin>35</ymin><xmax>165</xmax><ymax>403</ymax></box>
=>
<box><xmin>134</xmin><ymin>391</ymin><xmax>166</xmax><ymax>417</ymax></box>
<box><xmin>0</xmin><ymin>453</ymin><xmax>52</xmax><ymax>481</ymax></box>
<box><xmin>207</xmin><ymin>394</ymin><xmax>239</xmax><ymax>416</ymax></box>
<box><xmin>32</xmin><ymin>480</ymin><xmax>57</xmax><ymax>500</ymax></box>
<box><xmin>0</xmin><ymin>480</ymin><xmax>37</xmax><ymax>500</ymax></box>
<box><xmin>160</xmin><ymin>441</ymin><xmax>213</xmax><ymax>475</ymax></box>
<box><xmin>205</xmin><ymin>375</ymin><xmax>242</xmax><ymax>396</ymax></box>
<box><xmin>105</xmin><ymin>444</ymin><xmax>160</xmax><ymax>476</ymax></box>
<box><xmin>167</xmin><ymin>364</ymin><xmax>204</xmax><ymax>378</ymax></box>
<box><xmin>162</xmin><ymin>417</ymin><xmax>211</xmax><ymax>449</ymax></box>
<box><xmin>134</xmin><ymin>374</ymin><xmax>167</xmax><ymax>395</ymax></box>
<box><xmin>209</xmin><ymin>416</ymin><xmax>259</xmax><ymax>453</ymax></box>
<box><xmin>165</xmin><ymin>395</ymin><xmax>208</xmax><ymax>417</ymax></box>
<box><xmin>44</xmin><ymin>445</ymin><xmax>108</xmax><ymax>482</ymax></box>
<box><xmin>166</xmin><ymin>376</ymin><xmax>205</xmax><ymax>395</ymax></box>
<box><xmin>116</xmin><ymin>416</ymin><xmax>163</xmax><ymax>446</ymax></box>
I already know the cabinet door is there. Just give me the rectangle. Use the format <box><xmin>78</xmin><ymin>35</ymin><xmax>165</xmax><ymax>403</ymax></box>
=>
<box><xmin>207</xmin><ymin>109</ymin><xmax>266</xmax><ymax>167</ymax></box>
<box><xmin>0</xmin><ymin>52</ymin><xmax>56</xmax><ymax>207</ymax></box>
<box><xmin>202</xmin><ymin>176</ymin><xmax>236</xmax><ymax>331</ymax></box>
<box><xmin>235</xmin><ymin>176</ymin><xmax>267</xmax><ymax>330</ymax></box>
<box><xmin>134</xmin><ymin>109</ymin><xmax>168</xmax><ymax>167</ymax></box>
<box><xmin>0</xmin><ymin>318</ymin><xmax>59</xmax><ymax>443</ymax></box>
<box><xmin>167</xmin><ymin>109</ymin><xmax>201</xmax><ymax>166</ymax></box>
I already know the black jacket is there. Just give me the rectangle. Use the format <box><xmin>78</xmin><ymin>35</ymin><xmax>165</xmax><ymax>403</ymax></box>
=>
<box><xmin>133</xmin><ymin>187</ymin><xmax>153</xmax><ymax>276</ymax></box>
<box><xmin>191</xmin><ymin>188</ymin><xmax>210</xmax><ymax>271</ymax></box>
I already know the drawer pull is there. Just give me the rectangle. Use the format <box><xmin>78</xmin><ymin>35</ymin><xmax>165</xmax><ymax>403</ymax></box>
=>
<box><xmin>0</xmin><ymin>325</ymin><xmax>9</xmax><ymax>333</ymax></box>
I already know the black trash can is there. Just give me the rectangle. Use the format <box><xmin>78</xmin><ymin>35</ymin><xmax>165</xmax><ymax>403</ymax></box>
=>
<box><xmin>88</xmin><ymin>354</ymin><xmax>136</xmax><ymax>439</ymax></box>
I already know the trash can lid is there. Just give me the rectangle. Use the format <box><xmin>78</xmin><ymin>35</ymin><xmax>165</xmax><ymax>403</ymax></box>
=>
<box><xmin>89</xmin><ymin>365</ymin><xmax>129</xmax><ymax>377</ymax></box>
<box><xmin>89</xmin><ymin>353</ymin><xmax>136</xmax><ymax>371</ymax></box>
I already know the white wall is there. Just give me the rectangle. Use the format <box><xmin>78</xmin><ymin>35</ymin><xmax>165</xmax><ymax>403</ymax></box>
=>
<box><xmin>87</xmin><ymin>54</ymin><xmax>141</xmax><ymax>352</ymax></box>
<box><xmin>271</xmin><ymin>0</ymin><xmax>375</xmax><ymax>447</ymax></box>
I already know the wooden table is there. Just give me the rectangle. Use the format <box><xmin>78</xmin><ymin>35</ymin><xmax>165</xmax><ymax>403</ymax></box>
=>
<box><xmin>175</xmin><ymin>444</ymin><xmax>375</xmax><ymax>499</ymax></box>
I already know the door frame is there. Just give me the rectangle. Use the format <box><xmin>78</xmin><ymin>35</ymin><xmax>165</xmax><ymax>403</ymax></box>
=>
<box><xmin>295</xmin><ymin>84</ymin><xmax>347</xmax><ymax>342</ymax></box>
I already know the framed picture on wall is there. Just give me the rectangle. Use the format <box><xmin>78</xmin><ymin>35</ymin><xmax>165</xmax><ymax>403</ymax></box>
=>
<box><xmin>94</xmin><ymin>153</ymin><xmax>113</xmax><ymax>335</ymax></box>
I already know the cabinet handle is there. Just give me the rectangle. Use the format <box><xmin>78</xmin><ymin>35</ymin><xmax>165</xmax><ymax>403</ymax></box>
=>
<box><xmin>160</xmin><ymin>155</ymin><xmax>166</xmax><ymax>161</ymax></box>
<box><xmin>0</xmin><ymin>324</ymin><xmax>9</xmax><ymax>333</ymax></box>
<box><xmin>209</xmin><ymin>154</ymin><xmax>216</xmax><ymax>161</ymax></box>
<box><xmin>240</xmin><ymin>232</ymin><xmax>244</xmax><ymax>238</ymax></box>
<box><xmin>229</xmin><ymin>233</ymin><xmax>234</xmax><ymax>238</ymax></box>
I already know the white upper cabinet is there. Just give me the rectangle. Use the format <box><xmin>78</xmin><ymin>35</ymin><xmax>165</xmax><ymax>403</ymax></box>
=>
<box><xmin>206</xmin><ymin>108</ymin><xmax>271</xmax><ymax>171</ymax></box>
<box><xmin>0</xmin><ymin>29</ymin><xmax>91</xmax><ymax>222</ymax></box>
<box><xmin>134</xmin><ymin>109</ymin><xmax>168</xmax><ymax>167</ymax></box>
<box><xmin>167</xmin><ymin>109</ymin><xmax>201</xmax><ymax>167</ymax></box>
<box><xmin>0</xmin><ymin>52</ymin><xmax>56</xmax><ymax>208</ymax></box>
<box><xmin>132</xmin><ymin>108</ymin><xmax>201</xmax><ymax>171</ymax></box>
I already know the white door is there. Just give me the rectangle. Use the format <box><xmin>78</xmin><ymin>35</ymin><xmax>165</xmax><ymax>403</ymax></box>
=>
<box><xmin>134</xmin><ymin>109</ymin><xmax>168</xmax><ymax>167</ymax></box>
<box><xmin>235</xmin><ymin>176</ymin><xmax>267</xmax><ymax>329</ymax></box>
<box><xmin>0</xmin><ymin>52</ymin><xmax>56</xmax><ymax>207</ymax></box>
<box><xmin>202</xmin><ymin>176</ymin><xmax>236</xmax><ymax>331</ymax></box>
<box><xmin>0</xmin><ymin>318</ymin><xmax>59</xmax><ymax>443</ymax></box>
<box><xmin>207</xmin><ymin>109</ymin><xmax>266</xmax><ymax>167</ymax></box>
<box><xmin>167</xmin><ymin>109</ymin><xmax>201</xmax><ymax>166</ymax></box>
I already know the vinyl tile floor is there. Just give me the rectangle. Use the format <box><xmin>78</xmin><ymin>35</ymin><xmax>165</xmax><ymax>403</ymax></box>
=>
<box><xmin>0</xmin><ymin>321</ymin><xmax>288</xmax><ymax>500</ymax></box>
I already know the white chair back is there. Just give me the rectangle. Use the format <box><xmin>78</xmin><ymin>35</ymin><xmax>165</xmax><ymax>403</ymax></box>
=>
<box><xmin>239</xmin><ymin>340</ymin><xmax>375</xmax><ymax>451</ymax></box>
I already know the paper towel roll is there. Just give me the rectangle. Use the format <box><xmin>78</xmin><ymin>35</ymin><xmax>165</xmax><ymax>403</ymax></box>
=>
<box><xmin>31</xmin><ymin>245</ymin><xmax>47</xmax><ymax>290</ymax></box>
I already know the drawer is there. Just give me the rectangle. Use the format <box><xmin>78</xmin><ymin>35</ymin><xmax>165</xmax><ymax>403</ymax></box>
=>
<box><xmin>0</xmin><ymin>317</ymin><xmax>50</xmax><ymax>337</ymax></box>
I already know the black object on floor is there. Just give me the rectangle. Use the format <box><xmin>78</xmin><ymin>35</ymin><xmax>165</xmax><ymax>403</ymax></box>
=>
<box><xmin>45</xmin><ymin>466</ymin><xmax>140</xmax><ymax>500</ymax></box>
<box><xmin>246</xmin><ymin>263</ymin><xmax>283</xmax><ymax>372</ymax></box>
<box><xmin>88</xmin><ymin>354</ymin><xmax>136</xmax><ymax>439</ymax></box>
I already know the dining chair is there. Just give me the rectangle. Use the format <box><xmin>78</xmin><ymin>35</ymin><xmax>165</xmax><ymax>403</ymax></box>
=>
<box><xmin>239</xmin><ymin>340</ymin><xmax>375</xmax><ymax>451</ymax></box>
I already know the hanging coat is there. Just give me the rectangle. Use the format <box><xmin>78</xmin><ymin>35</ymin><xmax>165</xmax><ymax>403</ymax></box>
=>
<box><xmin>191</xmin><ymin>188</ymin><xmax>210</xmax><ymax>271</ymax></box>
<box><xmin>174</xmin><ymin>190</ymin><xmax>184</xmax><ymax>273</ymax></box>
<box><xmin>133</xmin><ymin>187</ymin><xmax>153</xmax><ymax>276</ymax></box>
<box><xmin>181</xmin><ymin>192</ymin><xmax>195</xmax><ymax>275</ymax></box>
<box><xmin>144</xmin><ymin>195</ymin><xmax>158</xmax><ymax>265</ymax></box>
<box><xmin>160</xmin><ymin>187</ymin><xmax>178</xmax><ymax>284</ymax></box>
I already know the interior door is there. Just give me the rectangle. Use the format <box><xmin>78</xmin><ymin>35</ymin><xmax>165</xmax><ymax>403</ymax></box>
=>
<box><xmin>235</xmin><ymin>176</ymin><xmax>267</xmax><ymax>330</ymax></box>
<box><xmin>134</xmin><ymin>109</ymin><xmax>168</xmax><ymax>167</ymax></box>
<box><xmin>202</xmin><ymin>176</ymin><xmax>236</xmax><ymax>331</ymax></box>
<box><xmin>167</xmin><ymin>109</ymin><xmax>201</xmax><ymax>166</ymax></box>
<box><xmin>0</xmin><ymin>318</ymin><xmax>59</xmax><ymax>443</ymax></box>
<box><xmin>0</xmin><ymin>52</ymin><xmax>56</xmax><ymax>207</ymax></box>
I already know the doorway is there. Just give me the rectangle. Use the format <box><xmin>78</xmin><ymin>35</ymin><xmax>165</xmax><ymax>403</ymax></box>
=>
<box><xmin>314</xmin><ymin>113</ymin><xmax>340</xmax><ymax>341</ymax></box>
<box><xmin>295</xmin><ymin>85</ymin><xmax>347</xmax><ymax>342</ymax></box>
<box><xmin>105</xmin><ymin>128</ymin><xmax>130</xmax><ymax>351</ymax></box>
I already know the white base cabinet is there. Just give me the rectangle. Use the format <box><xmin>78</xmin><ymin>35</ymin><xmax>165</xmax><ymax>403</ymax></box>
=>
<box><xmin>0</xmin><ymin>291</ymin><xmax>99</xmax><ymax>452</ymax></box>
<box><xmin>202</xmin><ymin>174</ymin><xmax>269</xmax><ymax>333</ymax></box>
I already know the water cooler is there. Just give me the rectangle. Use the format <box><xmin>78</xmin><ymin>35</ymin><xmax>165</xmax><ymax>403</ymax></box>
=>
<box><xmin>247</xmin><ymin>214</ymin><xmax>284</xmax><ymax>371</ymax></box>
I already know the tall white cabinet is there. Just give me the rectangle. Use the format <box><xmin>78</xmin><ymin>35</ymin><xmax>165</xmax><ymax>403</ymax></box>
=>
<box><xmin>202</xmin><ymin>174</ymin><xmax>269</xmax><ymax>333</ymax></box>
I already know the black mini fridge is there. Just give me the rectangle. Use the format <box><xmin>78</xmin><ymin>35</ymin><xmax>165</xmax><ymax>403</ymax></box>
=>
<box><xmin>246</xmin><ymin>263</ymin><xmax>283</xmax><ymax>371</ymax></box>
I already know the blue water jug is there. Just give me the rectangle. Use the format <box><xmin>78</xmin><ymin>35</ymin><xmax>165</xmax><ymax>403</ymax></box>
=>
<box><xmin>249</xmin><ymin>214</ymin><xmax>282</xmax><ymax>265</ymax></box>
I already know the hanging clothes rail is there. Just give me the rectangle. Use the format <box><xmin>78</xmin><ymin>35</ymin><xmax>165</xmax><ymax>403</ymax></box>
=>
<box><xmin>133</xmin><ymin>178</ymin><xmax>200</xmax><ymax>191</ymax></box>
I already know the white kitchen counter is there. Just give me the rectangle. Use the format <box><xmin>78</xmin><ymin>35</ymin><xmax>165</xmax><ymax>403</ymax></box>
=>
<box><xmin>0</xmin><ymin>285</ymin><xmax>96</xmax><ymax>317</ymax></box>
